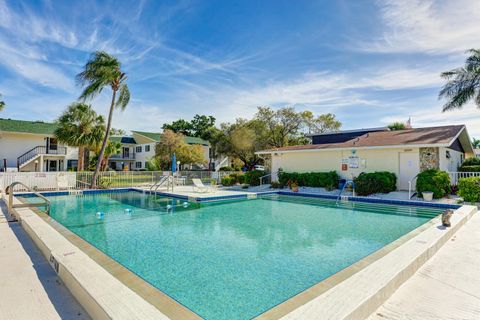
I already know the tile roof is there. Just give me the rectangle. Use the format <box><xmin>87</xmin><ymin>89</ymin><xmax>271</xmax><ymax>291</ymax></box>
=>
<box><xmin>258</xmin><ymin>125</ymin><xmax>466</xmax><ymax>153</ymax></box>
<box><xmin>0</xmin><ymin>118</ymin><xmax>57</xmax><ymax>135</ymax></box>
<box><xmin>132</xmin><ymin>130</ymin><xmax>210</xmax><ymax>146</ymax></box>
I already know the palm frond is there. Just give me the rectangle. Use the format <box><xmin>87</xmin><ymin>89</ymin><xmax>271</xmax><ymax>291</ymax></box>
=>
<box><xmin>116</xmin><ymin>83</ymin><xmax>130</xmax><ymax>110</ymax></box>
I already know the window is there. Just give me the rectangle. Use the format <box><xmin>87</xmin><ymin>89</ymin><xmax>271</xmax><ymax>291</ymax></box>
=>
<box><xmin>136</xmin><ymin>146</ymin><xmax>142</xmax><ymax>153</ymax></box>
<box><xmin>145</xmin><ymin>145</ymin><xmax>151</xmax><ymax>152</ymax></box>
<box><xmin>135</xmin><ymin>162</ymin><xmax>142</xmax><ymax>169</ymax></box>
<box><xmin>67</xmin><ymin>160</ymin><xmax>78</xmax><ymax>171</ymax></box>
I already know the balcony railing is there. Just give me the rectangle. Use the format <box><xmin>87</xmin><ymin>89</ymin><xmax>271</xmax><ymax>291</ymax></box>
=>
<box><xmin>17</xmin><ymin>146</ymin><xmax>67</xmax><ymax>169</ymax></box>
<box><xmin>109</xmin><ymin>153</ymin><xmax>136</xmax><ymax>160</ymax></box>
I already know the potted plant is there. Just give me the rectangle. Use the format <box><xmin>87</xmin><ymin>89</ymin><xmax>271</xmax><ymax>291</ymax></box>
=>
<box><xmin>290</xmin><ymin>181</ymin><xmax>299</xmax><ymax>192</ymax></box>
<box><xmin>422</xmin><ymin>191</ymin><xmax>434</xmax><ymax>201</ymax></box>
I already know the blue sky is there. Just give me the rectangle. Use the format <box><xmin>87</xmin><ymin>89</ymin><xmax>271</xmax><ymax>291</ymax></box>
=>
<box><xmin>1</xmin><ymin>0</ymin><xmax>479</xmax><ymax>136</ymax></box>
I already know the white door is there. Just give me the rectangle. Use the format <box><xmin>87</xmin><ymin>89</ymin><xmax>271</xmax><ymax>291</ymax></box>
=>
<box><xmin>399</xmin><ymin>152</ymin><xmax>420</xmax><ymax>191</ymax></box>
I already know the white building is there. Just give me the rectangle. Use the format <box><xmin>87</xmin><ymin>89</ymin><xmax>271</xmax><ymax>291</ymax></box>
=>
<box><xmin>107</xmin><ymin>131</ymin><xmax>211</xmax><ymax>171</ymax></box>
<box><xmin>0</xmin><ymin>118</ymin><xmax>79</xmax><ymax>172</ymax></box>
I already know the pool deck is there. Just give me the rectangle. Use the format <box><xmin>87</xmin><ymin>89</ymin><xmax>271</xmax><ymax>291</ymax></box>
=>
<box><xmin>368</xmin><ymin>212</ymin><xmax>480</xmax><ymax>320</ymax></box>
<box><xmin>1</xmin><ymin>189</ymin><xmax>479</xmax><ymax>320</ymax></box>
<box><xmin>0</xmin><ymin>201</ymin><xmax>90</xmax><ymax>320</ymax></box>
<box><xmin>138</xmin><ymin>185</ymin><xmax>257</xmax><ymax>200</ymax></box>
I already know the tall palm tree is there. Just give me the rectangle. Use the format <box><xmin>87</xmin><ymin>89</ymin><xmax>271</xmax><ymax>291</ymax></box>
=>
<box><xmin>76</xmin><ymin>51</ymin><xmax>130</xmax><ymax>188</ymax></box>
<box><xmin>439</xmin><ymin>49</ymin><xmax>480</xmax><ymax>111</ymax></box>
<box><xmin>55</xmin><ymin>103</ymin><xmax>105</xmax><ymax>171</ymax></box>
<box><xmin>0</xmin><ymin>94</ymin><xmax>5</xmax><ymax>111</ymax></box>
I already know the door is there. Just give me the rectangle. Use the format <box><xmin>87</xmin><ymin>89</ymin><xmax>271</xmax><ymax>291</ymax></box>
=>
<box><xmin>399</xmin><ymin>152</ymin><xmax>420</xmax><ymax>191</ymax></box>
<box><xmin>122</xmin><ymin>147</ymin><xmax>130</xmax><ymax>159</ymax></box>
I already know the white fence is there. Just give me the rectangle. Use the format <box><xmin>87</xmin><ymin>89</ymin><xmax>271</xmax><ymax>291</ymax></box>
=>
<box><xmin>0</xmin><ymin>171</ymin><xmax>241</xmax><ymax>192</ymax></box>
<box><xmin>448</xmin><ymin>171</ymin><xmax>480</xmax><ymax>185</ymax></box>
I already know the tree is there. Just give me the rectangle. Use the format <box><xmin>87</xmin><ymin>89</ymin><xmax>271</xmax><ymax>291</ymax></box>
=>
<box><xmin>439</xmin><ymin>49</ymin><xmax>480</xmax><ymax>112</ymax></box>
<box><xmin>162</xmin><ymin>114</ymin><xmax>217</xmax><ymax>141</ymax></box>
<box><xmin>190</xmin><ymin>114</ymin><xmax>216</xmax><ymax>140</ymax></box>
<box><xmin>154</xmin><ymin>129</ymin><xmax>205</xmax><ymax>170</ymax></box>
<box><xmin>110</xmin><ymin>128</ymin><xmax>126</xmax><ymax>135</ymax></box>
<box><xmin>472</xmin><ymin>138</ymin><xmax>480</xmax><ymax>149</ymax></box>
<box><xmin>162</xmin><ymin>119</ymin><xmax>193</xmax><ymax>136</ymax></box>
<box><xmin>388</xmin><ymin>122</ymin><xmax>406</xmax><ymax>131</ymax></box>
<box><xmin>0</xmin><ymin>94</ymin><xmax>5</xmax><ymax>111</ymax></box>
<box><xmin>76</xmin><ymin>51</ymin><xmax>130</xmax><ymax>188</ymax></box>
<box><xmin>304</xmin><ymin>112</ymin><xmax>341</xmax><ymax>134</ymax></box>
<box><xmin>55</xmin><ymin>103</ymin><xmax>105</xmax><ymax>171</ymax></box>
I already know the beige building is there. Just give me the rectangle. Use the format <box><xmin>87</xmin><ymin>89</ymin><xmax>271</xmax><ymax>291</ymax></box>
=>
<box><xmin>257</xmin><ymin>125</ymin><xmax>474</xmax><ymax>190</ymax></box>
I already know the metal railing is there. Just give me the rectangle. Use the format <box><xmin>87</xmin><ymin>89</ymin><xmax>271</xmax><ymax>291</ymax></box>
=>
<box><xmin>17</xmin><ymin>146</ymin><xmax>67</xmax><ymax>169</ymax></box>
<box><xmin>408</xmin><ymin>173</ymin><xmax>420</xmax><ymax>199</ymax></box>
<box><xmin>259</xmin><ymin>173</ymin><xmax>272</xmax><ymax>186</ymax></box>
<box><xmin>109</xmin><ymin>153</ymin><xmax>136</xmax><ymax>160</ymax></box>
<box><xmin>5</xmin><ymin>181</ymin><xmax>51</xmax><ymax>219</ymax></box>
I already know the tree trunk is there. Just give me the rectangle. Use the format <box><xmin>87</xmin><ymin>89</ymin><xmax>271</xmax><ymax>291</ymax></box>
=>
<box><xmin>90</xmin><ymin>90</ymin><xmax>117</xmax><ymax>188</ymax></box>
<box><xmin>78</xmin><ymin>145</ymin><xmax>85</xmax><ymax>171</ymax></box>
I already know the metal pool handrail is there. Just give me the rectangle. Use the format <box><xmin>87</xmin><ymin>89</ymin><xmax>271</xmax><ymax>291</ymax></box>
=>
<box><xmin>336</xmin><ymin>180</ymin><xmax>355</xmax><ymax>204</ymax></box>
<box><xmin>5</xmin><ymin>181</ymin><xmax>51</xmax><ymax>218</ymax></box>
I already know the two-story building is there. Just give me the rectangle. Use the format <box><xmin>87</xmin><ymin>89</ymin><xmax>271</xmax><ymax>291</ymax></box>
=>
<box><xmin>0</xmin><ymin>118</ymin><xmax>79</xmax><ymax>172</ymax></box>
<box><xmin>107</xmin><ymin>131</ymin><xmax>211</xmax><ymax>171</ymax></box>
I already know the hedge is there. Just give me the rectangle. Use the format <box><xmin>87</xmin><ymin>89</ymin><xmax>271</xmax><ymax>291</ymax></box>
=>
<box><xmin>278</xmin><ymin>171</ymin><xmax>339</xmax><ymax>190</ymax></box>
<box><xmin>458</xmin><ymin>165</ymin><xmax>480</xmax><ymax>172</ymax></box>
<box><xmin>458</xmin><ymin>177</ymin><xmax>480</xmax><ymax>202</ymax></box>
<box><xmin>416</xmin><ymin>169</ymin><xmax>451</xmax><ymax>199</ymax></box>
<box><xmin>354</xmin><ymin>172</ymin><xmax>397</xmax><ymax>196</ymax></box>
<box><xmin>461</xmin><ymin>157</ymin><xmax>480</xmax><ymax>166</ymax></box>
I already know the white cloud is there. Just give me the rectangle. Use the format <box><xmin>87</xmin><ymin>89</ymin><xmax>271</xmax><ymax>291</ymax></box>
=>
<box><xmin>362</xmin><ymin>0</ymin><xmax>480</xmax><ymax>54</ymax></box>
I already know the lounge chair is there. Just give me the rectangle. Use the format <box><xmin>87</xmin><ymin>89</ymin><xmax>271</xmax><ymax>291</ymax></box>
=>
<box><xmin>192</xmin><ymin>179</ymin><xmax>211</xmax><ymax>193</ymax></box>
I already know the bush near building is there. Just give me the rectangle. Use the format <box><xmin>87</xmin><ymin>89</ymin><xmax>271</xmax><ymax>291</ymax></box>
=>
<box><xmin>416</xmin><ymin>169</ymin><xmax>451</xmax><ymax>199</ymax></box>
<box><xmin>278</xmin><ymin>171</ymin><xmax>339</xmax><ymax>190</ymax></box>
<box><xmin>458</xmin><ymin>177</ymin><xmax>480</xmax><ymax>202</ymax></box>
<box><xmin>458</xmin><ymin>158</ymin><xmax>480</xmax><ymax>172</ymax></box>
<box><xmin>354</xmin><ymin>172</ymin><xmax>397</xmax><ymax>196</ymax></box>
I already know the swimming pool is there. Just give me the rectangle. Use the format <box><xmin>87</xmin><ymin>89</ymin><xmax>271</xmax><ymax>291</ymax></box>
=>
<box><xmin>25</xmin><ymin>190</ymin><xmax>445</xmax><ymax>320</ymax></box>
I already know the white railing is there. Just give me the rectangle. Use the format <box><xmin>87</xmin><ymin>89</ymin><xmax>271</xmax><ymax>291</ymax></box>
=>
<box><xmin>448</xmin><ymin>171</ymin><xmax>480</xmax><ymax>185</ymax></box>
<box><xmin>0</xmin><ymin>170</ymin><xmax>242</xmax><ymax>192</ymax></box>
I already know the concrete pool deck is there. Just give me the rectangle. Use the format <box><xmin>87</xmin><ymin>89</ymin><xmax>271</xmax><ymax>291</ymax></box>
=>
<box><xmin>1</xmin><ymin>190</ymin><xmax>478</xmax><ymax>320</ymax></box>
<box><xmin>0</xmin><ymin>202</ymin><xmax>89</xmax><ymax>320</ymax></box>
<box><xmin>368</xmin><ymin>212</ymin><xmax>480</xmax><ymax>320</ymax></box>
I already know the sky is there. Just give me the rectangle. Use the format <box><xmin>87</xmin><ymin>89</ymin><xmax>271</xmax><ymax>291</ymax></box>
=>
<box><xmin>0</xmin><ymin>0</ymin><xmax>479</xmax><ymax>137</ymax></box>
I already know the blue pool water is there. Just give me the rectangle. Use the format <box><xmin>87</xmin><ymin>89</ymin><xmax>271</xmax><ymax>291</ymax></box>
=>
<box><xmin>27</xmin><ymin>191</ymin><xmax>443</xmax><ymax>319</ymax></box>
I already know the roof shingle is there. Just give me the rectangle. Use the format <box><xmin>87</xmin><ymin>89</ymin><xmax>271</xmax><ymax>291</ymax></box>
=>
<box><xmin>258</xmin><ymin>125</ymin><xmax>465</xmax><ymax>153</ymax></box>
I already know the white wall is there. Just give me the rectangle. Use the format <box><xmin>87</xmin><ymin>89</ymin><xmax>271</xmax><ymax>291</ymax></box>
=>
<box><xmin>439</xmin><ymin>147</ymin><xmax>463</xmax><ymax>172</ymax></box>
<box><xmin>271</xmin><ymin>147</ymin><xmax>420</xmax><ymax>190</ymax></box>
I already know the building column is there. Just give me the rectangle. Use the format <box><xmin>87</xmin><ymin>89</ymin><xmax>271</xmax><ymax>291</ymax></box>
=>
<box><xmin>39</xmin><ymin>155</ymin><xmax>44</xmax><ymax>172</ymax></box>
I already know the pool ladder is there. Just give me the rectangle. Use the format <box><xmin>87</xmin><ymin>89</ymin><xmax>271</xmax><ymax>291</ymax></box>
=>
<box><xmin>5</xmin><ymin>181</ymin><xmax>51</xmax><ymax>220</ymax></box>
<box><xmin>149</xmin><ymin>175</ymin><xmax>173</xmax><ymax>195</ymax></box>
<box><xmin>336</xmin><ymin>180</ymin><xmax>355</xmax><ymax>205</ymax></box>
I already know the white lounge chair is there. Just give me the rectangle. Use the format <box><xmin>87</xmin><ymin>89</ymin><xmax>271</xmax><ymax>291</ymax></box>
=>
<box><xmin>192</xmin><ymin>178</ymin><xmax>211</xmax><ymax>193</ymax></box>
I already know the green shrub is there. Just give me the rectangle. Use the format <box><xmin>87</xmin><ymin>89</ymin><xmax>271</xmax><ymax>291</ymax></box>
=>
<box><xmin>354</xmin><ymin>172</ymin><xmax>397</xmax><ymax>196</ymax></box>
<box><xmin>277</xmin><ymin>171</ymin><xmax>339</xmax><ymax>190</ymax></box>
<box><xmin>237</xmin><ymin>174</ymin><xmax>246</xmax><ymax>184</ymax></box>
<box><xmin>458</xmin><ymin>165</ymin><xmax>480</xmax><ymax>172</ymax></box>
<box><xmin>221</xmin><ymin>176</ymin><xmax>234</xmax><ymax>186</ymax></box>
<box><xmin>229</xmin><ymin>173</ymin><xmax>240</xmax><ymax>183</ymax></box>
<box><xmin>416</xmin><ymin>169</ymin><xmax>451</xmax><ymax>199</ymax></box>
<box><xmin>244</xmin><ymin>170</ymin><xmax>265</xmax><ymax>186</ymax></box>
<box><xmin>219</xmin><ymin>166</ymin><xmax>234</xmax><ymax>171</ymax></box>
<box><xmin>461</xmin><ymin>157</ymin><xmax>480</xmax><ymax>166</ymax></box>
<box><xmin>270</xmin><ymin>181</ymin><xmax>281</xmax><ymax>189</ymax></box>
<box><xmin>458</xmin><ymin>177</ymin><xmax>480</xmax><ymax>202</ymax></box>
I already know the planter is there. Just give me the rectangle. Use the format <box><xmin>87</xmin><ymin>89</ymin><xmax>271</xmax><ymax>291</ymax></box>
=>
<box><xmin>422</xmin><ymin>191</ymin><xmax>434</xmax><ymax>201</ymax></box>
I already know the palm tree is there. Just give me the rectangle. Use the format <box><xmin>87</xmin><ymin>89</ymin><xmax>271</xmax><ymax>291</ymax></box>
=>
<box><xmin>55</xmin><ymin>103</ymin><xmax>105</xmax><ymax>171</ymax></box>
<box><xmin>0</xmin><ymin>94</ymin><xmax>5</xmax><ymax>111</ymax></box>
<box><xmin>76</xmin><ymin>51</ymin><xmax>130</xmax><ymax>188</ymax></box>
<box><xmin>92</xmin><ymin>140</ymin><xmax>122</xmax><ymax>171</ymax></box>
<box><xmin>439</xmin><ymin>49</ymin><xmax>480</xmax><ymax>111</ymax></box>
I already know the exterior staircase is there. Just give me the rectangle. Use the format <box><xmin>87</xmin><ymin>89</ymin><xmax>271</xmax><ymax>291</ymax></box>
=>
<box><xmin>17</xmin><ymin>146</ymin><xmax>67</xmax><ymax>170</ymax></box>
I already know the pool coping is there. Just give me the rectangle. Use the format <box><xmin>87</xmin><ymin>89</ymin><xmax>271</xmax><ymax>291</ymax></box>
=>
<box><xmin>4</xmin><ymin>193</ymin><xmax>202</xmax><ymax>320</ymax></box>
<box><xmin>6</xmin><ymin>189</ymin><xmax>474</xmax><ymax>320</ymax></box>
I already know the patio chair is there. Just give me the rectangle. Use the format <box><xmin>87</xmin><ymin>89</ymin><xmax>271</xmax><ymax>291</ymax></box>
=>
<box><xmin>192</xmin><ymin>178</ymin><xmax>211</xmax><ymax>193</ymax></box>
